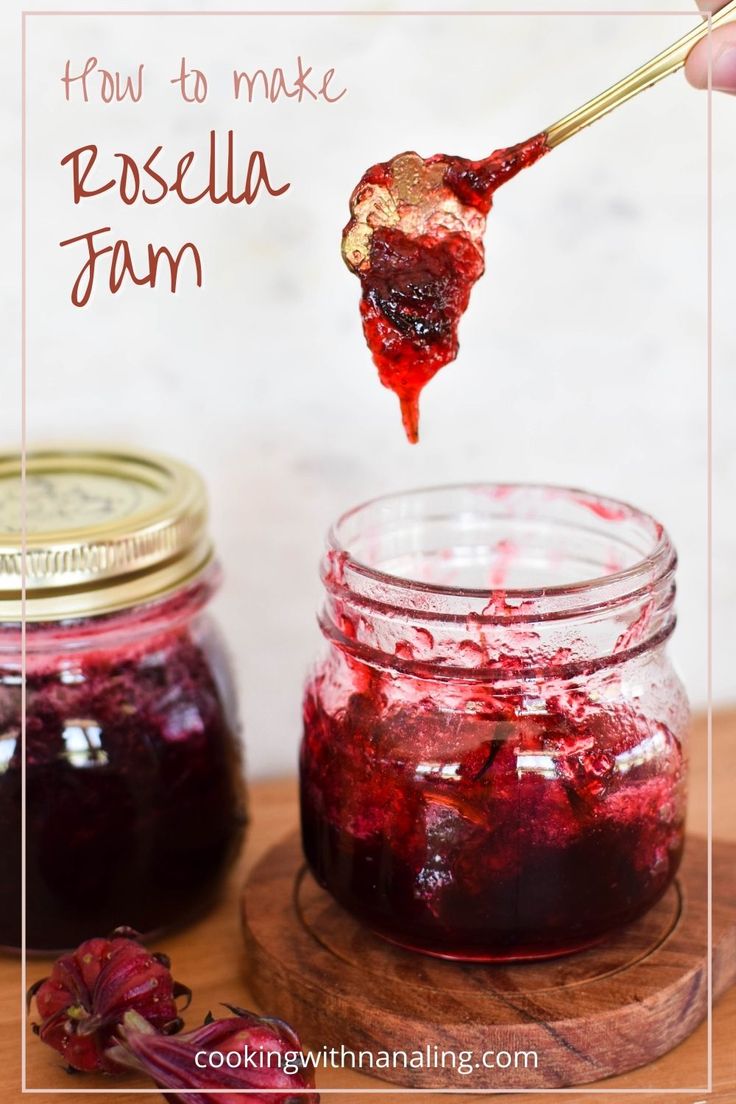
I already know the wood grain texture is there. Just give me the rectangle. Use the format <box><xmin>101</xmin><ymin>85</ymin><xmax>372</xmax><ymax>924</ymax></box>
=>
<box><xmin>241</xmin><ymin>833</ymin><xmax>735</xmax><ymax>1089</ymax></box>
<box><xmin>2</xmin><ymin>710</ymin><xmax>734</xmax><ymax>1102</ymax></box>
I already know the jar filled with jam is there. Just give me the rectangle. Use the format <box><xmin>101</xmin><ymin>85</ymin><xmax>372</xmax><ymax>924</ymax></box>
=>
<box><xmin>300</xmin><ymin>484</ymin><xmax>689</xmax><ymax>961</ymax></box>
<box><xmin>0</xmin><ymin>448</ymin><xmax>247</xmax><ymax>951</ymax></box>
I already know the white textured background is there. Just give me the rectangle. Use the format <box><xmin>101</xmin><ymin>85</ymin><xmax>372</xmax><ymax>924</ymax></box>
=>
<box><xmin>1</xmin><ymin>0</ymin><xmax>733</xmax><ymax>776</ymax></box>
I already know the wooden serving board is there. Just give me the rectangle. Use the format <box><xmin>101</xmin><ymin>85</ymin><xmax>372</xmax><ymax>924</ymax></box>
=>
<box><xmin>241</xmin><ymin>832</ymin><xmax>736</xmax><ymax>1090</ymax></box>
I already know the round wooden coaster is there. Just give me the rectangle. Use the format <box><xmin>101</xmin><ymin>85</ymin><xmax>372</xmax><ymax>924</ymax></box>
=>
<box><xmin>241</xmin><ymin>833</ymin><xmax>736</xmax><ymax>1089</ymax></box>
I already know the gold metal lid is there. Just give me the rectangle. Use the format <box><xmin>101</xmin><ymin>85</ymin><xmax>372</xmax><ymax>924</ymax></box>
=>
<box><xmin>0</xmin><ymin>447</ymin><xmax>213</xmax><ymax>622</ymax></box>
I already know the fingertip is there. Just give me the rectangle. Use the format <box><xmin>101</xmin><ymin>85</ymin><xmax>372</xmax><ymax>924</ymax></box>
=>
<box><xmin>685</xmin><ymin>42</ymin><xmax>709</xmax><ymax>89</ymax></box>
<box><xmin>685</xmin><ymin>25</ymin><xmax>736</xmax><ymax>92</ymax></box>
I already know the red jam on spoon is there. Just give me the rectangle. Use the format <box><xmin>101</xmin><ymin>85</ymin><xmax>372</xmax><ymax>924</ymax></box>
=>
<box><xmin>342</xmin><ymin>133</ymin><xmax>549</xmax><ymax>442</ymax></box>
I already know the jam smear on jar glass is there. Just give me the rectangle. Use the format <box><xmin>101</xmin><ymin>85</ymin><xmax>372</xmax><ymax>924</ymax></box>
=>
<box><xmin>300</xmin><ymin>485</ymin><xmax>689</xmax><ymax>961</ymax></box>
<box><xmin>0</xmin><ymin>447</ymin><xmax>247</xmax><ymax>952</ymax></box>
<box><xmin>342</xmin><ymin>135</ymin><xmax>549</xmax><ymax>441</ymax></box>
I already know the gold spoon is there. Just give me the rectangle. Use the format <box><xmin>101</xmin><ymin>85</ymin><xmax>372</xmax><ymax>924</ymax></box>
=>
<box><xmin>547</xmin><ymin>0</ymin><xmax>736</xmax><ymax>147</ymax></box>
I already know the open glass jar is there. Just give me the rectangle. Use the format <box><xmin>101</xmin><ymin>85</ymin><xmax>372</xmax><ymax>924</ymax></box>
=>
<box><xmin>0</xmin><ymin>448</ymin><xmax>247</xmax><ymax>952</ymax></box>
<box><xmin>300</xmin><ymin>484</ymin><xmax>689</xmax><ymax>961</ymax></box>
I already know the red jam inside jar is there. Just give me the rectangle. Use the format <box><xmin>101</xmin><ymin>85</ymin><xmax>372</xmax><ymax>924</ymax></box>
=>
<box><xmin>0</xmin><ymin>448</ymin><xmax>247</xmax><ymax>952</ymax></box>
<box><xmin>300</xmin><ymin>485</ymin><xmax>689</xmax><ymax>961</ymax></box>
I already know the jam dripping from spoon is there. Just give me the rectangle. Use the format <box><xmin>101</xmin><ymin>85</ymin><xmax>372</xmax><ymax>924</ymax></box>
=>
<box><xmin>341</xmin><ymin>134</ymin><xmax>548</xmax><ymax>443</ymax></box>
<box><xmin>341</xmin><ymin>2</ymin><xmax>736</xmax><ymax>442</ymax></box>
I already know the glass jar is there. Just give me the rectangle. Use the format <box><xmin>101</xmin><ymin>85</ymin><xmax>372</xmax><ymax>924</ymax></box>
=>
<box><xmin>0</xmin><ymin>448</ymin><xmax>247</xmax><ymax>951</ymax></box>
<box><xmin>300</xmin><ymin>484</ymin><xmax>689</xmax><ymax>962</ymax></box>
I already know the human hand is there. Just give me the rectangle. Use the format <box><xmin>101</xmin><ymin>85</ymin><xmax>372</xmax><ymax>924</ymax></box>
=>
<box><xmin>685</xmin><ymin>1</ymin><xmax>736</xmax><ymax>93</ymax></box>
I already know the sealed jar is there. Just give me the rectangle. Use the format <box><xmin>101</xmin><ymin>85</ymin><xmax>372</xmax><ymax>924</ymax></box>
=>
<box><xmin>300</xmin><ymin>484</ymin><xmax>689</xmax><ymax>961</ymax></box>
<box><xmin>0</xmin><ymin>448</ymin><xmax>247</xmax><ymax>951</ymax></box>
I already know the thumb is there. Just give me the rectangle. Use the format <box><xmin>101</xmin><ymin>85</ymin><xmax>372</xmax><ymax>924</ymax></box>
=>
<box><xmin>685</xmin><ymin>23</ymin><xmax>736</xmax><ymax>92</ymax></box>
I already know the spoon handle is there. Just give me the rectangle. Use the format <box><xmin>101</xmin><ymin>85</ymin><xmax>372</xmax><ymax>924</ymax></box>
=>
<box><xmin>546</xmin><ymin>0</ymin><xmax>736</xmax><ymax>148</ymax></box>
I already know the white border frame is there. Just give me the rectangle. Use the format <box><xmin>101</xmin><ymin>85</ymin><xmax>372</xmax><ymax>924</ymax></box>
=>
<box><xmin>19</xmin><ymin>7</ymin><xmax>715</xmax><ymax>1096</ymax></box>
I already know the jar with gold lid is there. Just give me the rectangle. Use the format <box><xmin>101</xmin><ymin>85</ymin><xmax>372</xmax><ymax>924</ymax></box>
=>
<box><xmin>0</xmin><ymin>447</ymin><xmax>247</xmax><ymax>951</ymax></box>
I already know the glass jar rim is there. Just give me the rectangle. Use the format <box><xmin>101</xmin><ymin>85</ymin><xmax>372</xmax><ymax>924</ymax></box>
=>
<box><xmin>0</xmin><ymin>565</ymin><xmax>220</xmax><ymax>658</ymax></box>
<box><xmin>326</xmin><ymin>482</ymin><xmax>676</xmax><ymax>624</ymax></box>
